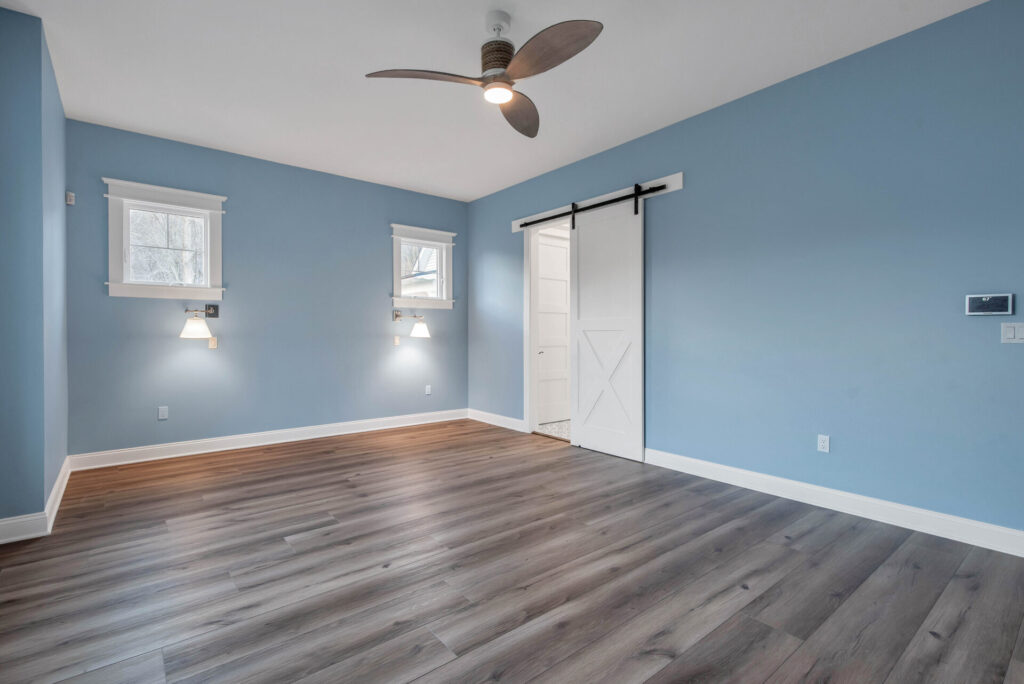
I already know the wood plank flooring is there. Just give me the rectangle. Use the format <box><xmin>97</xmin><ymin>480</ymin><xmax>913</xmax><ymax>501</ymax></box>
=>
<box><xmin>1</xmin><ymin>419</ymin><xmax>1022</xmax><ymax>683</ymax></box>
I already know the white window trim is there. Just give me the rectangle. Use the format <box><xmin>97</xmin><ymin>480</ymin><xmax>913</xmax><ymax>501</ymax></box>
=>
<box><xmin>392</xmin><ymin>223</ymin><xmax>455</xmax><ymax>309</ymax></box>
<box><xmin>104</xmin><ymin>178</ymin><xmax>226</xmax><ymax>300</ymax></box>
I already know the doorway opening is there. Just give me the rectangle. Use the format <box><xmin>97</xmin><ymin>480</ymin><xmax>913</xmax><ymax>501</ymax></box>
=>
<box><xmin>529</xmin><ymin>222</ymin><xmax>572</xmax><ymax>442</ymax></box>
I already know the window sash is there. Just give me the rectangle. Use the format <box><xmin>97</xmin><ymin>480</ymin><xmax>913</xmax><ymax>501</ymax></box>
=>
<box><xmin>122</xmin><ymin>200</ymin><xmax>211</xmax><ymax>288</ymax></box>
<box><xmin>399</xmin><ymin>238</ymin><xmax>445</xmax><ymax>300</ymax></box>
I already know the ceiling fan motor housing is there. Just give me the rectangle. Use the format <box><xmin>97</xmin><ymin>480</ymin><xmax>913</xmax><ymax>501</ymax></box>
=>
<box><xmin>481</xmin><ymin>38</ymin><xmax>514</xmax><ymax>76</ymax></box>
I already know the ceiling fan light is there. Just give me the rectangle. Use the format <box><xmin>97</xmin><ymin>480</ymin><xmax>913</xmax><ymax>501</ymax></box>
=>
<box><xmin>483</xmin><ymin>83</ymin><xmax>513</xmax><ymax>104</ymax></box>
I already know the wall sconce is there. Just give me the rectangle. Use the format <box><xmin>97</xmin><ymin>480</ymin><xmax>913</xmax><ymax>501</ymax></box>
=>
<box><xmin>393</xmin><ymin>309</ymin><xmax>430</xmax><ymax>345</ymax></box>
<box><xmin>180</xmin><ymin>304</ymin><xmax>219</xmax><ymax>349</ymax></box>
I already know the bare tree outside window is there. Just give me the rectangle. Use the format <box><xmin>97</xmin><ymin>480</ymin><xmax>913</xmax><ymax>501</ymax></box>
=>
<box><xmin>127</xmin><ymin>208</ymin><xmax>207</xmax><ymax>286</ymax></box>
<box><xmin>400</xmin><ymin>243</ymin><xmax>440</xmax><ymax>298</ymax></box>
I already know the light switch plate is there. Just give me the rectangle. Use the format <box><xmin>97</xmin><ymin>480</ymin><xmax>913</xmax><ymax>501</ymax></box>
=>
<box><xmin>1002</xmin><ymin>323</ymin><xmax>1024</xmax><ymax>343</ymax></box>
<box><xmin>157</xmin><ymin>406</ymin><xmax>169</xmax><ymax>420</ymax></box>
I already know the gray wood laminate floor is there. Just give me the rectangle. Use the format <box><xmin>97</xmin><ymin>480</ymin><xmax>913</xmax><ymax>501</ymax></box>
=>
<box><xmin>1</xmin><ymin>419</ymin><xmax>1022</xmax><ymax>683</ymax></box>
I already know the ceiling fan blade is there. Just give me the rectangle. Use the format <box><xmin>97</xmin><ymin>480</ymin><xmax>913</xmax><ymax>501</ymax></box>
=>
<box><xmin>506</xmin><ymin>20</ymin><xmax>603</xmax><ymax>80</ymax></box>
<box><xmin>365</xmin><ymin>69</ymin><xmax>483</xmax><ymax>87</ymax></box>
<box><xmin>500</xmin><ymin>91</ymin><xmax>539</xmax><ymax>138</ymax></box>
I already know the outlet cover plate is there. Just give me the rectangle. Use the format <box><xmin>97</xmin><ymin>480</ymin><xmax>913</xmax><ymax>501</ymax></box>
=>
<box><xmin>817</xmin><ymin>434</ymin><xmax>830</xmax><ymax>453</ymax></box>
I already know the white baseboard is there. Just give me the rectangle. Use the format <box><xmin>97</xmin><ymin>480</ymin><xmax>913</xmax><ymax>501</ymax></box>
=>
<box><xmin>45</xmin><ymin>456</ymin><xmax>72</xmax><ymax>533</ymax></box>
<box><xmin>0</xmin><ymin>511</ymin><xmax>50</xmax><ymax>546</ymax></box>
<box><xmin>0</xmin><ymin>457</ymin><xmax>73</xmax><ymax>545</ymax></box>
<box><xmin>645</xmin><ymin>447</ymin><xmax>1024</xmax><ymax>558</ymax></box>
<box><xmin>69</xmin><ymin>409</ymin><xmax>470</xmax><ymax>471</ymax></box>
<box><xmin>467</xmin><ymin>409</ymin><xmax>529</xmax><ymax>433</ymax></box>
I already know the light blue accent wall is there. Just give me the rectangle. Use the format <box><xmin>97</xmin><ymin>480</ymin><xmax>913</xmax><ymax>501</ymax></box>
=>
<box><xmin>0</xmin><ymin>8</ymin><xmax>66</xmax><ymax>516</ymax></box>
<box><xmin>42</xmin><ymin>31</ymin><xmax>68</xmax><ymax>499</ymax></box>
<box><xmin>1</xmin><ymin>8</ymin><xmax>46</xmax><ymax>516</ymax></box>
<box><xmin>66</xmin><ymin>122</ymin><xmax>468</xmax><ymax>454</ymax></box>
<box><xmin>467</xmin><ymin>0</ymin><xmax>1024</xmax><ymax>529</ymax></box>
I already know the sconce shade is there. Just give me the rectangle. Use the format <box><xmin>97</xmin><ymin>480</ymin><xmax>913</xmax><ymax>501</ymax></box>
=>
<box><xmin>180</xmin><ymin>313</ymin><xmax>213</xmax><ymax>339</ymax></box>
<box><xmin>410</xmin><ymin>321</ymin><xmax>431</xmax><ymax>338</ymax></box>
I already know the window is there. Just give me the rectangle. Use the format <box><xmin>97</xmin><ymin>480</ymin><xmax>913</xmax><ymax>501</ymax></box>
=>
<box><xmin>392</xmin><ymin>223</ymin><xmax>455</xmax><ymax>309</ymax></box>
<box><xmin>105</xmin><ymin>178</ymin><xmax>225</xmax><ymax>300</ymax></box>
<box><xmin>127</xmin><ymin>206</ymin><xmax>207</xmax><ymax>286</ymax></box>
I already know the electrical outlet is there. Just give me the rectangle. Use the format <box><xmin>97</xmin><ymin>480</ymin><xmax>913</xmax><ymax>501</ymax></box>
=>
<box><xmin>817</xmin><ymin>434</ymin><xmax>830</xmax><ymax>453</ymax></box>
<box><xmin>425</xmin><ymin>385</ymin><xmax>432</xmax><ymax>396</ymax></box>
<box><xmin>158</xmin><ymin>406</ymin><xmax>169</xmax><ymax>421</ymax></box>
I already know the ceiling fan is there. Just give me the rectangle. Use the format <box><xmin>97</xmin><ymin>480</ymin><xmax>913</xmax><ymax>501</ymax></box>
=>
<box><xmin>366</xmin><ymin>10</ymin><xmax>602</xmax><ymax>138</ymax></box>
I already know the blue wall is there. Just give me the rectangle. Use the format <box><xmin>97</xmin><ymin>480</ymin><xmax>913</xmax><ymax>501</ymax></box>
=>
<box><xmin>42</xmin><ymin>31</ymin><xmax>68</xmax><ymax>500</ymax></box>
<box><xmin>467</xmin><ymin>0</ymin><xmax>1024</xmax><ymax>530</ymax></box>
<box><xmin>66</xmin><ymin>122</ymin><xmax>468</xmax><ymax>454</ymax></box>
<box><xmin>0</xmin><ymin>8</ymin><xmax>66</xmax><ymax>516</ymax></box>
<box><xmin>0</xmin><ymin>8</ymin><xmax>46</xmax><ymax>516</ymax></box>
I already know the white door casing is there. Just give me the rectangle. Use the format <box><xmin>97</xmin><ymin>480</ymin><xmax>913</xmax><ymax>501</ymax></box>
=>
<box><xmin>531</xmin><ymin>228</ymin><xmax>571</xmax><ymax>425</ymax></box>
<box><xmin>570</xmin><ymin>200</ymin><xmax>644</xmax><ymax>461</ymax></box>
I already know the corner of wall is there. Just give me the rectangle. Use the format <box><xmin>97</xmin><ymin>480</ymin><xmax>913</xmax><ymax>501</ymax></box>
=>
<box><xmin>41</xmin><ymin>22</ymin><xmax>69</xmax><ymax>505</ymax></box>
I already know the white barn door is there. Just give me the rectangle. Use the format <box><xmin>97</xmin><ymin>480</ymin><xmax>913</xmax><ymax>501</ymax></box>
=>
<box><xmin>570</xmin><ymin>200</ymin><xmax>644</xmax><ymax>461</ymax></box>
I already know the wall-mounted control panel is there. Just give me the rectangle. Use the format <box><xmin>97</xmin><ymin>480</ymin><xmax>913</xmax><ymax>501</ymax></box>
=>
<box><xmin>1001</xmin><ymin>323</ymin><xmax>1024</xmax><ymax>344</ymax></box>
<box><xmin>966</xmin><ymin>294</ymin><xmax>1013</xmax><ymax>315</ymax></box>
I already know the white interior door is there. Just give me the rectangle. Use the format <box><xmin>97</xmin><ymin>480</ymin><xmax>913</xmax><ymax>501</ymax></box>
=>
<box><xmin>532</xmin><ymin>227</ymin><xmax>571</xmax><ymax>425</ymax></box>
<box><xmin>571</xmin><ymin>201</ymin><xmax>644</xmax><ymax>461</ymax></box>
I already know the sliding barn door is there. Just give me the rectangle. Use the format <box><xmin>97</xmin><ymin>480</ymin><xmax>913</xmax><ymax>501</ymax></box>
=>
<box><xmin>570</xmin><ymin>200</ymin><xmax>644</xmax><ymax>461</ymax></box>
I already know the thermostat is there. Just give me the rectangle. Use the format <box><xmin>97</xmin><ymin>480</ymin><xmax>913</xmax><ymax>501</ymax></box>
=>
<box><xmin>966</xmin><ymin>294</ymin><xmax>1013</xmax><ymax>315</ymax></box>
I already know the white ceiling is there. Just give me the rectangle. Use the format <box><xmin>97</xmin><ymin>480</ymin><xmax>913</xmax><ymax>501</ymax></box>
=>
<box><xmin>5</xmin><ymin>0</ymin><xmax>985</xmax><ymax>201</ymax></box>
